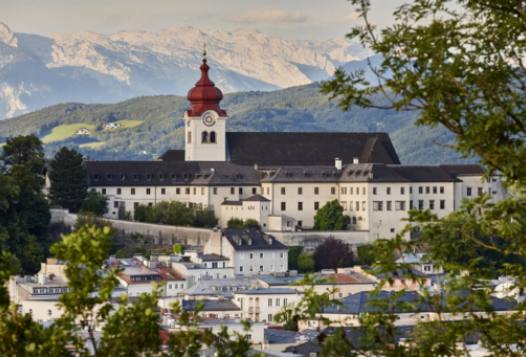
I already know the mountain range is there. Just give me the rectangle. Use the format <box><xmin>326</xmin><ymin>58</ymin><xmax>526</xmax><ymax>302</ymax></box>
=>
<box><xmin>0</xmin><ymin>22</ymin><xmax>370</xmax><ymax>119</ymax></box>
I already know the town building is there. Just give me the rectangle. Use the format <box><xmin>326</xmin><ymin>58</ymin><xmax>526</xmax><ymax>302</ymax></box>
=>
<box><xmin>203</xmin><ymin>228</ymin><xmax>288</xmax><ymax>276</ymax></box>
<box><xmin>84</xmin><ymin>54</ymin><xmax>507</xmax><ymax>240</ymax></box>
<box><xmin>234</xmin><ymin>287</ymin><xmax>302</xmax><ymax>323</ymax></box>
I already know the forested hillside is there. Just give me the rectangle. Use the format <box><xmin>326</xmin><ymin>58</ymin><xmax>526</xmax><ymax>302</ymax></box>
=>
<box><xmin>0</xmin><ymin>83</ymin><xmax>473</xmax><ymax>164</ymax></box>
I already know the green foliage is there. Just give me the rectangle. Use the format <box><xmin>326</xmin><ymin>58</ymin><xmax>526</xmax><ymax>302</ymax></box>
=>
<box><xmin>80</xmin><ymin>190</ymin><xmax>108</xmax><ymax>216</ymax></box>
<box><xmin>313</xmin><ymin>237</ymin><xmax>354</xmax><ymax>271</ymax></box>
<box><xmin>227</xmin><ymin>218</ymin><xmax>261</xmax><ymax>230</ymax></box>
<box><xmin>134</xmin><ymin>201</ymin><xmax>217</xmax><ymax>228</ymax></box>
<box><xmin>356</xmin><ymin>244</ymin><xmax>375</xmax><ymax>267</ymax></box>
<box><xmin>172</xmin><ymin>243</ymin><xmax>184</xmax><ymax>255</ymax></box>
<box><xmin>297</xmin><ymin>252</ymin><xmax>315</xmax><ymax>273</ymax></box>
<box><xmin>313</xmin><ymin>200</ymin><xmax>350</xmax><ymax>231</ymax></box>
<box><xmin>49</xmin><ymin>146</ymin><xmax>88</xmax><ymax>212</ymax></box>
<box><xmin>288</xmin><ymin>246</ymin><xmax>303</xmax><ymax>271</ymax></box>
<box><xmin>0</xmin><ymin>135</ymin><xmax>50</xmax><ymax>274</ymax></box>
<box><xmin>242</xmin><ymin>218</ymin><xmax>260</xmax><ymax>229</ymax></box>
<box><xmin>314</xmin><ymin>0</ymin><xmax>526</xmax><ymax>355</ymax></box>
<box><xmin>227</xmin><ymin>218</ymin><xmax>244</xmax><ymax>229</ymax></box>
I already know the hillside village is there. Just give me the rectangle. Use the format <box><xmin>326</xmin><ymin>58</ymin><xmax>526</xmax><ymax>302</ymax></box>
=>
<box><xmin>5</xmin><ymin>55</ymin><xmax>518</xmax><ymax>356</ymax></box>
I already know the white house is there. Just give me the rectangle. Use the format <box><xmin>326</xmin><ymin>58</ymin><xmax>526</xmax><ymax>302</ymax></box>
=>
<box><xmin>234</xmin><ymin>288</ymin><xmax>302</xmax><ymax>323</ymax></box>
<box><xmin>204</xmin><ymin>228</ymin><xmax>288</xmax><ymax>276</ymax></box>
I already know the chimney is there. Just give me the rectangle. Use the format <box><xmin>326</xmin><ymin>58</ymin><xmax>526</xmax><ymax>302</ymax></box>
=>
<box><xmin>210</xmin><ymin>168</ymin><xmax>215</xmax><ymax>173</ymax></box>
<box><xmin>353</xmin><ymin>157</ymin><xmax>359</xmax><ymax>164</ymax></box>
<box><xmin>334</xmin><ymin>158</ymin><xmax>342</xmax><ymax>170</ymax></box>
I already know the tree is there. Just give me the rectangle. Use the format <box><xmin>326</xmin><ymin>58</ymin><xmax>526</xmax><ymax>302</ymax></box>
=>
<box><xmin>80</xmin><ymin>190</ymin><xmax>108</xmax><ymax>216</ymax></box>
<box><xmin>313</xmin><ymin>200</ymin><xmax>350</xmax><ymax>230</ymax></box>
<box><xmin>288</xmin><ymin>246</ymin><xmax>304</xmax><ymax>271</ymax></box>
<box><xmin>316</xmin><ymin>0</ymin><xmax>526</xmax><ymax>354</ymax></box>
<box><xmin>193</xmin><ymin>208</ymin><xmax>218</xmax><ymax>228</ymax></box>
<box><xmin>297</xmin><ymin>252</ymin><xmax>315</xmax><ymax>273</ymax></box>
<box><xmin>0</xmin><ymin>135</ymin><xmax>50</xmax><ymax>273</ymax></box>
<box><xmin>313</xmin><ymin>238</ymin><xmax>354</xmax><ymax>271</ymax></box>
<box><xmin>0</xmin><ymin>224</ymin><xmax>254</xmax><ymax>356</ymax></box>
<box><xmin>49</xmin><ymin>147</ymin><xmax>88</xmax><ymax>213</ymax></box>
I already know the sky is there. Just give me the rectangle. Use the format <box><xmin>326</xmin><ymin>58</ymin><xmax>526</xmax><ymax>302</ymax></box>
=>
<box><xmin>1</xmin><ymin>0</ymin><xmax>406</xmax><ymax>41</ymax></box>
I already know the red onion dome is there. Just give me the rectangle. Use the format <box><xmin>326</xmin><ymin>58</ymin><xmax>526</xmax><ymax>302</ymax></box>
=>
<box><xmin>186</xmin><ymin>58</ymin><xmax>227</xmax><ymax>117</ymax></box>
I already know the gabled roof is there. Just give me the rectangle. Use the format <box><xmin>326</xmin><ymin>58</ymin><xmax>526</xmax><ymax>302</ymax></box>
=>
<box><xmin>225</xmin><ymin>132</ymin><xmax>400</xmax><ymax>166</ymax></box>
<box><xmin>440</xmin><ymin>164</ymin><xmax>485</xmax><ymax>176</ymax></box>
<box><xmin>222</xmin><ymin>228</ymin><xmax>287</xmax><ymax>251</ymax></box>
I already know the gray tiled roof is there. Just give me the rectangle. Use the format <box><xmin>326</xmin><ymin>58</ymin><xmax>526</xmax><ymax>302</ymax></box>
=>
<box><xmin>322</xmin><ymin>291</ymin><xmax>517</xmax><ymax>315</ymax></box>
<box><xmin>222</xmin><ymin>228</ymin><xmax>288</xmax><ymax>251</ymax></box>
<box><xmin>86</xmin><ymin>160</ymin><xmax>260</xmax><ymax>187</ymax></box>
<box><xmin>225</xmin><ymin>132</ymin><xmax>401</xmax><ymax>166</ymax></box>
<box><xmin>86</xmin><ymin>160</ymin><xmax>479</xmax><ymax>186</ymax></box>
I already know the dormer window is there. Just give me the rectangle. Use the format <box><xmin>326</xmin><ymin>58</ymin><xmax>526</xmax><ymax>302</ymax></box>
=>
<box><xmin>120</xmin><ymin>174</ymin><xmax>126</xmax><ymax>181</ymax></box>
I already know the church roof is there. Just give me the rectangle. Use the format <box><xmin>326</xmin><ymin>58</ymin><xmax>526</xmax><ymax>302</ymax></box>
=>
<box><xmin>159</xmin><ymin>132</ymin><xmax>400</xmax><ymax>166</ymax></box>
<box><xmin>225</xmin><ymin>132</ymin><xmax>400</xmax><ymax>166</ymax></box>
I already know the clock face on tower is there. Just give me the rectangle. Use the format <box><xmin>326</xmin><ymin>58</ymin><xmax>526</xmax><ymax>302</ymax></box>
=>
<box><xmin>201</xmin><ymin>111</ymin><xmax>216</xmax><ymax>127</ymax></box>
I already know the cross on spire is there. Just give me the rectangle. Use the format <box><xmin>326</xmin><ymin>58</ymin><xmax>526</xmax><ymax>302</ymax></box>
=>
<box><xmin>202</xmin><ymin>43</ymin><xmax>207</xmax><ymax>62</ymax></box>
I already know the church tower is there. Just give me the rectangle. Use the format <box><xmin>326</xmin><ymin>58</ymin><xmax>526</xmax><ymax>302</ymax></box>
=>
<box><xmin>185</xmin><ymin>51</ymin><xmax>227</xmax><ymax>162</ymax></box>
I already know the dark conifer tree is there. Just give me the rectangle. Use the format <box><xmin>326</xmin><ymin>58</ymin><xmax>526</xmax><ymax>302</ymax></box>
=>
<box><xmin>49</xmin><ymin>147</ymin><xmax>88</xmax><ymax>213</ymax></box>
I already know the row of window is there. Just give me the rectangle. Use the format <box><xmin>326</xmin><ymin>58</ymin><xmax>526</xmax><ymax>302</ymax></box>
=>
<box><xmin>277</xmin><ymin>186</ymin><xmax>366</xmax><ymax>196</ymax></box>
<box><xmin>239</xmin><ymin>264</ymin><xmax>284</xmax><ymax>272</ymax></box>
<box><xmin>372</xmin><ymin>199</ymin><xmax>446</xmax><ymax>211</ymax></box>
<box><xmin>104</xmin><ymin>186</ymin><xmax>259</xmax><ymax>196</ymax></box>
<box><xmin>372</xmin><ymin>186</ymin><xmax>446</xmax><ymax>196</ymax></box>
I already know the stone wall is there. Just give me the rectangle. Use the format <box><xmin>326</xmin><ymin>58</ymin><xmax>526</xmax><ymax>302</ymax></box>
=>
<box><xmin>50</xmin><ymin>209</ymin><xmax>216</xmax><ymax>247</ymax></box>
<box><xmin>268</xmin><ymin>230</ymin><xmax>372</xmax><ymax>251</ymax></box>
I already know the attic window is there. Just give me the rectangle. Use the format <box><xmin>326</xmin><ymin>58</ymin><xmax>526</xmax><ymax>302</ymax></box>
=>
<box><xmin>146</xmin><ymin>174</ymin><xmax>152</xmax><ymax>181</ymax></box>
<box><xmin>133</xmin><ymin>174</ymin><xmax>140</xmax><ymax>180</ymax></box>
<box><xmin>106</xmin><ymin>174</ymin><xmax>113</xmax><ymax>180</ymax></box>
<box><xmin>159</xmin><ymin>174</ymin><xmax>166</xmax><ymax>180</ymax></box>
<box><xmin>347</xmin><ymin>170</ymin><xmax>355</xmax><ymax>176</ymax></box>
<box><xmin>120</xmin><ymin>174</ymin><xmax>127</xmax><ymax>180</ymax></box>
<box><xmin>93</xmin><ymin>174</ymin><xmax>101</xmax><ymax>181</ymax></box>
<box><xmin>236</xmin><ymin>174</ymin><xmax>243</xmax><ymax>179</ymax></box>
<box><xmin>304</xmin><ymin>172</ymin><xmax>312</xmax><ymax>177</ymax></box>
<box><xmin>355</xmin><ymin>170</ymin><xmax>362</xmax><ymax>175</ymax></box>
<box><xmin>285</xmin><ymin>172</ymin><xmax>294</xmax><ymax>177</ymax></box>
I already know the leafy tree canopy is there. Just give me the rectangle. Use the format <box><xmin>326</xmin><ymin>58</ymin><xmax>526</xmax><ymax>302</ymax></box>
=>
<box><xmin>313</xmin><ymin>237</ymin><xmax>354</xmax><ymax>271</ymax></box>
<box><xmin>80</xmin><ymin>190</ymin><xmax>108</xmax><ymax>216</ymax></box>
<box><xmin>313</xmin><ymin>200</ymin><xmax>350</xmax><ymax>231</ymax></box>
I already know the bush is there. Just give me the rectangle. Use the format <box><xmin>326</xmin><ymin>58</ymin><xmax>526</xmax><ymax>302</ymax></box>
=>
<box><xmin>297</xmin><ymin>252</ymin><xmax>315</xmax><ymax>273</ymax></box>
<box><xmin>227</xmin><ymin>218</ymin><xmax>245</xmax><ymax>228</ymax></box>
<box><xmin>80</xmin><ymin>190</ymin><xmax>108</xmax><ymax>216</ymax></box>
<box><xmin>133</xmin><ymin>201</ymin><xmax>217</xmax><ymax>228</ymax></box>
<box><xmin>356</xmin><ymin>244</ymin><xmax>375</xmax><ymax>266</ymax></box>
<box><xmin>313</xmin><ymin>200</ymin><xmax>350</xmax><ymax>231</ymax></box>
<box><xmin>288</xmin><ymin>246</ymin><xmax>304</xmax><ymax>270</ymax></box>
<box><xmin>227</xmin><ymin>218</ymin><xmax>261</xmax><ymax>230</ymax></box>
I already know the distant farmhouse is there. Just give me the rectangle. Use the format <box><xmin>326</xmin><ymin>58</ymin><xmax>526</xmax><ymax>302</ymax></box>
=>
<box><xmin>85</xmin><ymin>55</ymin><xmax>507</xmax><ymax>240</ymax></box>
<box><xmin>75</xmin><ymin>127</ymin><xmax>91</xmax><ymax>136</ymax></box>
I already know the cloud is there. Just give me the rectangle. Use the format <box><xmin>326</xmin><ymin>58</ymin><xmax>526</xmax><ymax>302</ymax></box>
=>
<box><xmin>230</xmin><ymin>9</ymin><xmax>308</xmax><ymax>24</ymax></box>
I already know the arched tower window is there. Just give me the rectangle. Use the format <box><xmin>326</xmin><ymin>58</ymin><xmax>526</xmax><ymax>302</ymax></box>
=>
<box><xmin>210</xmin><ymin>131</ymin><xmax>216</xmax><ymax>143</ymax></box>
<box><xmin>187</xmin><ymin>131</ymin><xmax>192</xmax><ymax>144</ymax></box>
<box><xmin>201</xmin><ymin>131</ymin><xmax>209</xmax><ymax>143</ymax></box>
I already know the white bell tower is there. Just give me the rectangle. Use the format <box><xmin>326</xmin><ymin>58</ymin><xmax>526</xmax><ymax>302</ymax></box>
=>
<box><xmin>184</xmin><ymin>50</ymin><xmax>228</xmax><ymax>162</ymax></box>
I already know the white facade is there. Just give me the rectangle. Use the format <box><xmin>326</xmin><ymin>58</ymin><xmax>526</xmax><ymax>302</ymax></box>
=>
<box><xmin>203</xmin><ymin>231</ymin><xmax>288</xmax><ymax>276</ymax></box>
<box><xmin>185</xmin><ymin>110</ymin><xmax>227</xmax><ymax>162</ymax></box>
<box><xmin>234</xmin><ymin>288</ymin><xmax>301</xmax><ymax>323</ymax></box>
